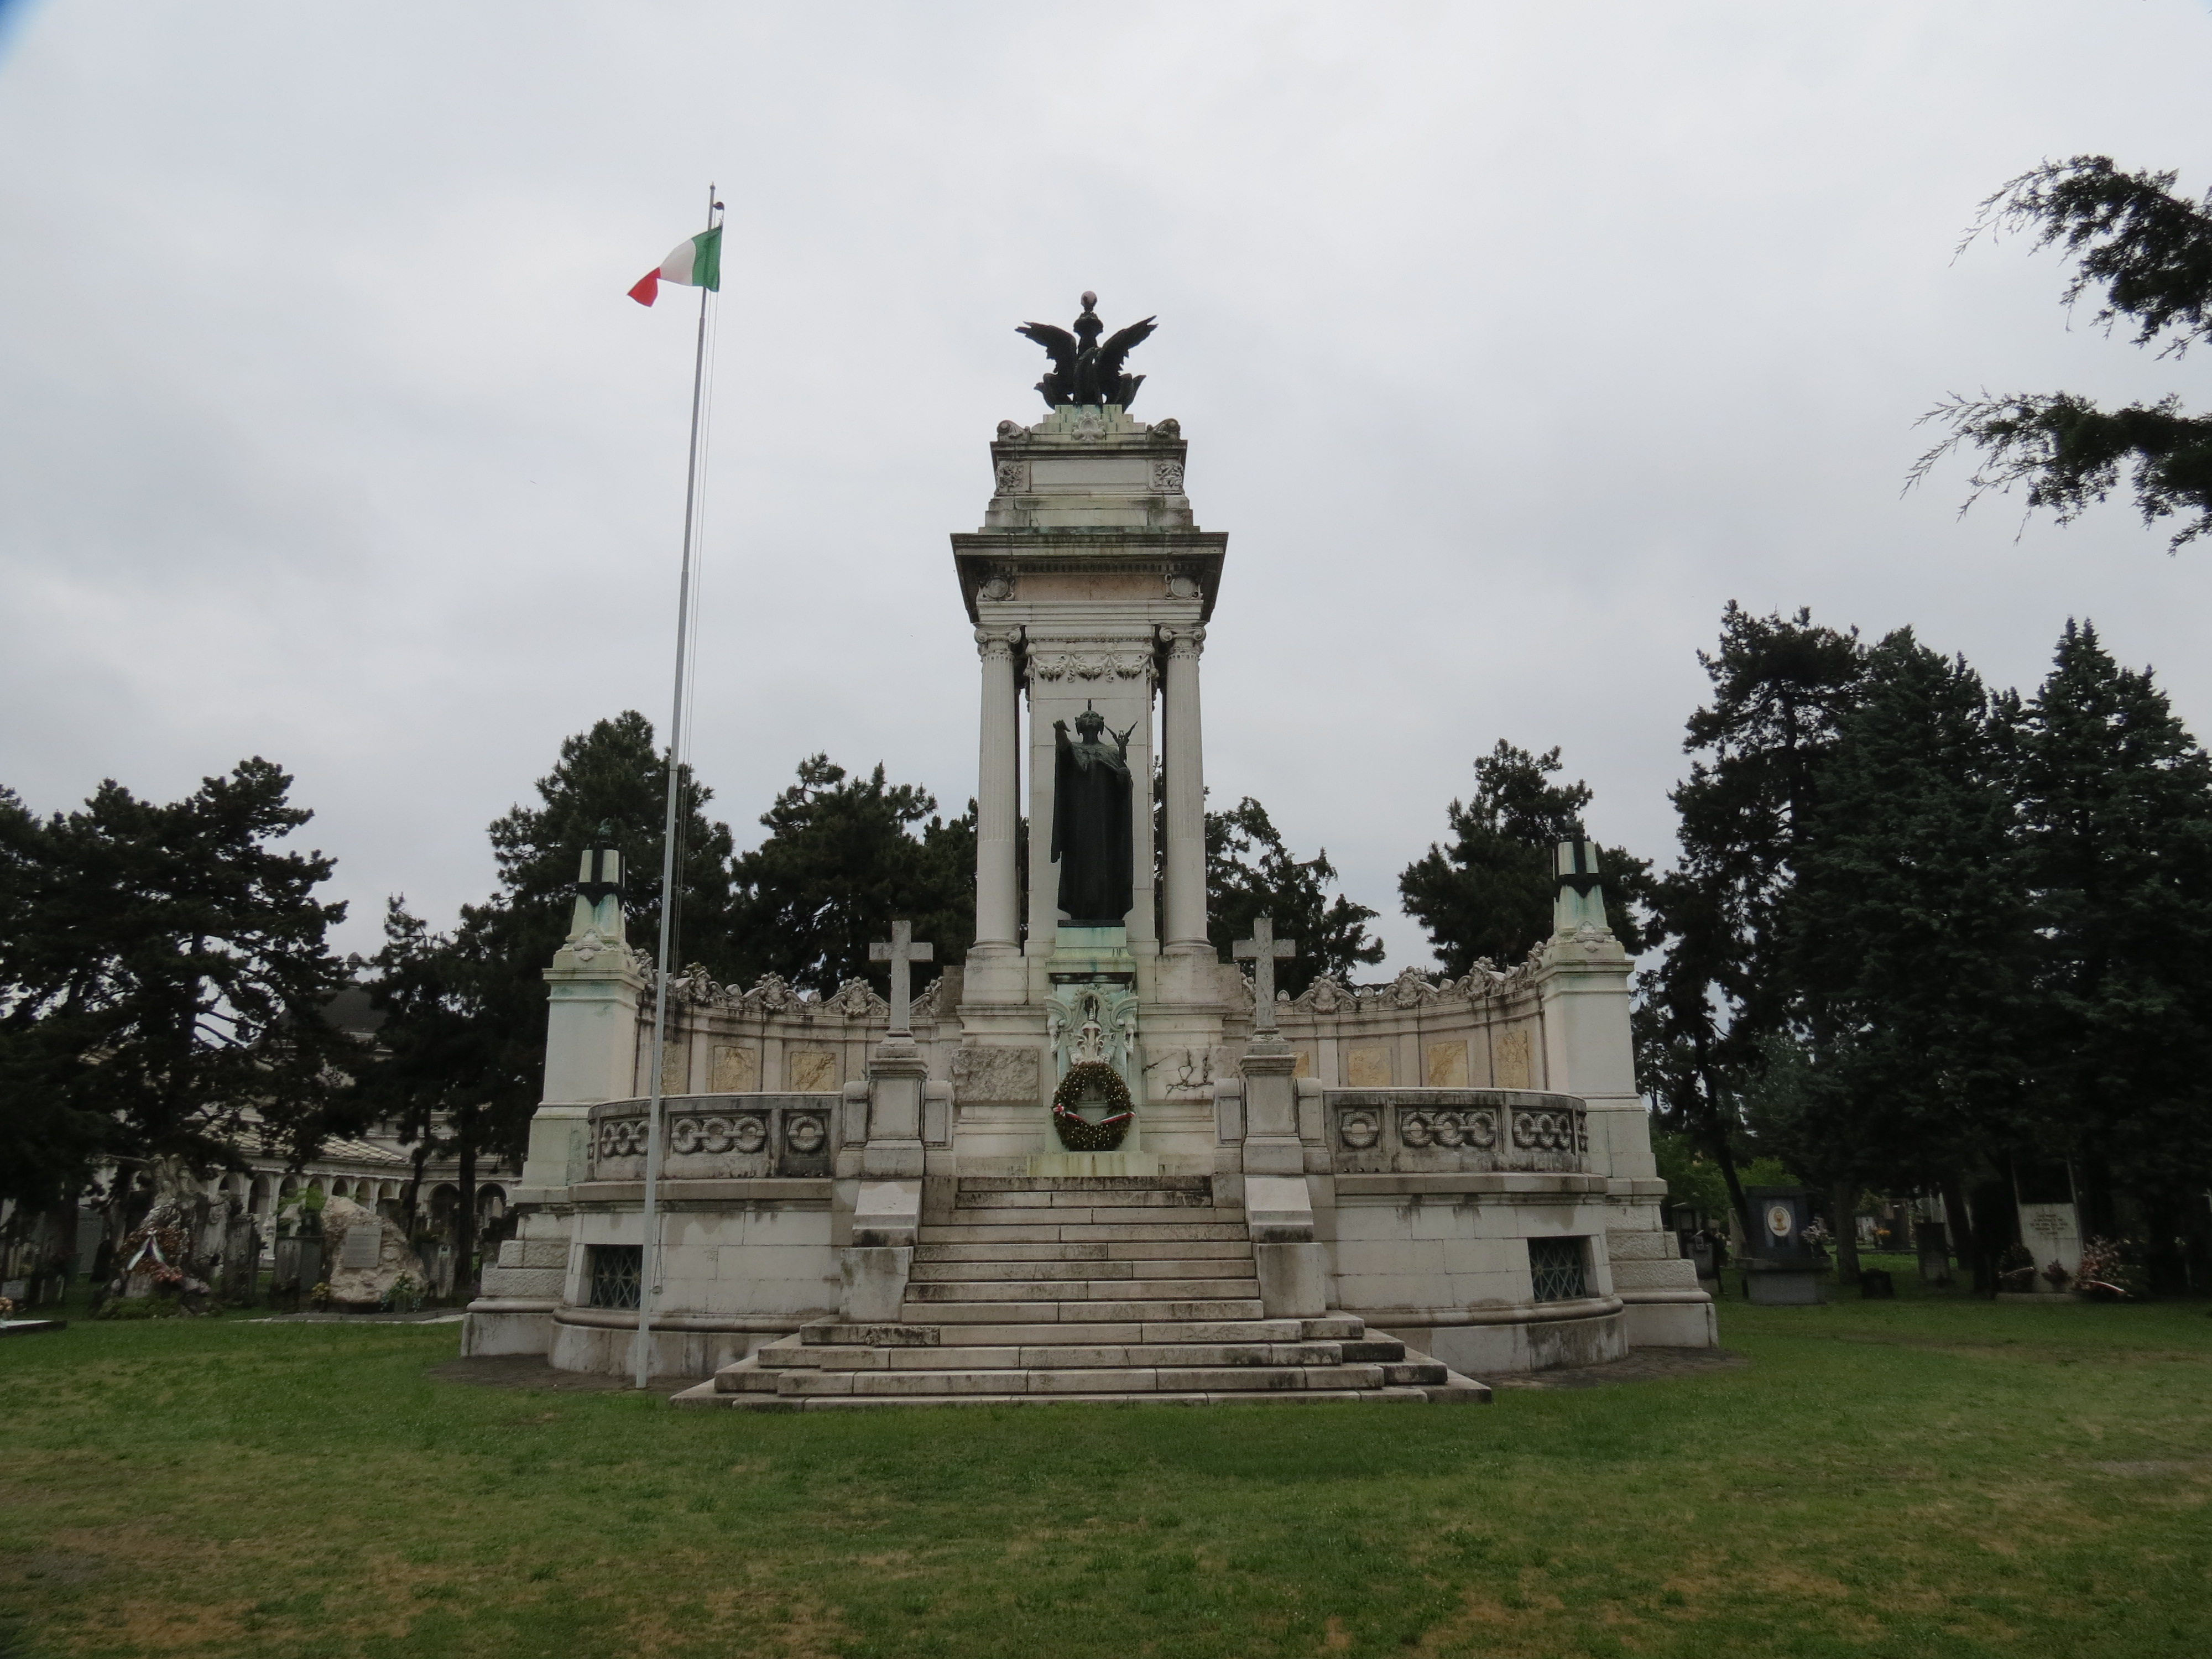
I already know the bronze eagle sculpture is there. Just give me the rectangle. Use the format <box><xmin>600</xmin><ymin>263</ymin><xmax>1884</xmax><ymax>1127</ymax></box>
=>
<box><xmin>1016</xmin><ymin>292</ymin><xmax>1157</xmax><ymax>410</ymax></box>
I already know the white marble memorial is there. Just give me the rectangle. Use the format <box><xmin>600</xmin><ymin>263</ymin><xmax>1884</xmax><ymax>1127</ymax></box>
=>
<box><xmin>465</xmin><ymin>299</ymin><xmax>1714</xmax><ymax>1395</ymax></box>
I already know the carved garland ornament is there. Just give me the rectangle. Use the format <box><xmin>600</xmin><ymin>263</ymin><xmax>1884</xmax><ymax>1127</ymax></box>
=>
<box><xmin>1027</xmin><ymin>650</ymin><xmax>1154</xmax><ymax>684</ymax></box>
<box><xmin>1052</xmin><ymin>1061</ymin><xmax>1134</xmax><ymax>1152</ymax></box>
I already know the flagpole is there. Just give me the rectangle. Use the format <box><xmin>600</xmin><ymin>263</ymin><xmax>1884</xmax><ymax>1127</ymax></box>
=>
<box><xmin>637</xmin><ymin>181</ymin><xmax>721</xmax><ymax>1390</ymax></box>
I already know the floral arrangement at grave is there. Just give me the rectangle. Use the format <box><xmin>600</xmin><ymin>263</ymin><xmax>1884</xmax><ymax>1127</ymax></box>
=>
<box><xmin>381</xmin><ymin>1272</ymin><xmax>424</xmax><ymax>1314</ymax></box>
<box><xmin>1052</xmin><ymin>1018</ymin><xmax>1134</xmax><ymax>1152</ymax></box>
<box><xmin>0</xmin><ymin>1297</ymin><xmax>15</xmax><ymax>1320</ymax></box>
<box><xmin>2039</xmin><ymin>1258</ymin><xmax>2073</xmax><ymax>1291</ymax></box>
<box><xmin>1997</xmin><ymin>1243</ymin><xmax>2037</xmax><ymax>1291</ymax></box>
<box><xmin>2074</xmin><ymin>1236</ymin><xmax>2141</xmax><ymax>1302</ymax></box>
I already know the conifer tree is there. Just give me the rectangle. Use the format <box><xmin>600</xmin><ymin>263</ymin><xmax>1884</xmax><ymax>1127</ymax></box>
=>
<box><xmin>1205</xmin><ymin>797</ymin><xmax>1383</xmax><ymax>997</ymax></box>
<box><xmin>2016</xmin><ymin>622</ymin><xmax>2212</xmax><ymax>1223</ymax></box>
<box><xmin>1639</xmin><ymin>606</ymin><xmax>1867</xmax><ymax>1229</ymax></box>
<box><xmin>2</xmin><ymin>761</ymin><xmax>357</xmax><ymax>1213</ymax></box>
<box><xmin>725</xmin><ymin>756</ymin><xmax>975</xmax><ymax>995</ymax></box>
<box><xmin>1399</xmin><ymin>741</ymin><xmax>1651</xmax><ymax>975</ymax></box>
<box><xmin>1786</xmin><ymin>631</ymin><xmax>2031</xmax><ymax>1285</ymax></box>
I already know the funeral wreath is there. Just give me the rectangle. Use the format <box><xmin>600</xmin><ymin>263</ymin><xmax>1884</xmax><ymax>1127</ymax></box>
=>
<box><xmin>1052</xmin><ymin>1061</ymin><xmax>1134</xmax><ymax>1152</ymax></box>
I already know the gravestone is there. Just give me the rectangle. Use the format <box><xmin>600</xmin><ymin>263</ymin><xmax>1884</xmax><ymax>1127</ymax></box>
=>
<box><xmin>1740</xmin><ymin>1185</ymin><xmax>1828</xmax><ymax>1305</ymax></box>
<box><xmin>321</xmin><ymin>1197</ymin><xmax>418</xmax><ymax>1310</ymax></box>
<box><xmin>1914</xmin><ymin>1220</ymin><xmax>1953</xmax><ymax>1287</ymax></box>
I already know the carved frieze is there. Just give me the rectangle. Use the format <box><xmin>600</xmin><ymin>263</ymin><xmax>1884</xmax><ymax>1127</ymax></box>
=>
<box><xmin>1326</xmin><ymin>1089</ymin><xmax>1588</xmax><ymax>1176</ymax></box>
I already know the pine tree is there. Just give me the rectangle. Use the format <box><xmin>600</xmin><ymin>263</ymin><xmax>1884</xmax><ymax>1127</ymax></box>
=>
<box><xmin>1</xmin><ymin>761</ymin><xmax>358</xmax><ymax>1203</ymax></box>
<box><xmin>2016</xmin><ymin>621</ymin><xmax>2212</xmax><ymax>1221</ymax></box>
<box><xmin>1399</xmin><ymin>741</ymin><xmax>1651</xmax><ymax>976</ymax></box>
<box><xmin>1204</xmin><ymin>797</ymin><xmax>1383</xmax><ymax>996</ymax></box>
<box><xmin>726</xmin><ymin>756</ymin><xmax>975</xmax><ymax>994</ymax></box>
<box><xmin>1640</xmin><ymin>606</ymin><xmax>1867</xmax><ymax>1231</ymax></box>
<box><xmin>1916</xmin><ymin>156</ymin><xmax>2212</xmax><ymax>550</ymax></box>
<box><xmin>1786</xmin><ymin>632</ymin><xmax>2031</xmax><ymax>1281</ymax></box>
<box><xmin>368</xmin><ymin>712</ymin><xmax>737</xmax><ymax>1262</ymax></box>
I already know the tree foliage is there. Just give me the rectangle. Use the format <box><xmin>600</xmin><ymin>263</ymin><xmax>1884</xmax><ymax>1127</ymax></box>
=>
<box><xmin>1916</xmin><ymin>156</ymin><xmax>2212</xmax><ymax>549</ymax></box>
<box><xmin>727</xmin><ymin>755</ymin><xmax>974</xmax><ymax>995</ymax></box>
<box><xmin>368</xmin><ymin>712</ymin><xmax>736</xmax><ymax>1173</ymax></box>
<box><xmin>1399</xmin><ymin>741</ymin><xmax>1651</xmax><ymax>977</ymax></box>
<box><xmin>1204</xmin><ymin>797</ymin><xmax>1383</xmax><ymax>997</ymax></box>
<box><xmin>0</xmin><ymin>761</ymin><xmax>357</xmax><ymax>1212</ymax></box>
<box><xmin>2013</xmin><ymin>622</ymin><xmax>2212</xmax><ymax>1214</ymax></box>
<box><xmin>1786</xmin><ymin>632</ymin><xmax>2031</xmax><ymax>1194</ymax></box>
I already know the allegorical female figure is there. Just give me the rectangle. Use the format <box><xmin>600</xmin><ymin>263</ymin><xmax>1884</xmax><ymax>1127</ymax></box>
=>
<box><xmin>1052</xmin><ymin>706</ymin><xmax>1136</xmax><ymax>926</ymax></box>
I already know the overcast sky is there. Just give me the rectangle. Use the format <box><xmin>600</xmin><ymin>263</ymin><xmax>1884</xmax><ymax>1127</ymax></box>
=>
<box><xmin>4</xmin><ymin>1</ymin><xmax>2211</xmax><ymax>976</ymax></box>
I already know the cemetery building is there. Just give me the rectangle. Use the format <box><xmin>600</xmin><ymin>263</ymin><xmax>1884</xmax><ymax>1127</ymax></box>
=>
<box><xmin>464</xmin><ymin>298</ymin><xmax>1717</xmax><ymax>1402</ymax></box>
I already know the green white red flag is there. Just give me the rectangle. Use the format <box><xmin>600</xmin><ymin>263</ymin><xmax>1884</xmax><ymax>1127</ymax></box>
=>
<box><xmin>629</xmin><ymin>226</ymin><xmax>722</xmax><ymax>306</ymax></box>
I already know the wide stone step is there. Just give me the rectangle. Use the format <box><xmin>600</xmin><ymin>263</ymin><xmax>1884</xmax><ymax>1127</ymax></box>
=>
<box><xmin>955</xmin><ymin>1185</ymin><xmax>1217</xmax><ymax>1207</ymax></box>
<box><xmin>909</xmin><ymin>1317</ymin><xmax>1317</xmax><ymax>1346</ymax></box>
<box><xmin>921</xmin><ymin>1297</ymin><xmax>1269</xmax><ymax>1324</ymax></box>
<box><xmin>909</xmin><ymin>1276</ymin><xmax>1259</xmax><ymax>1303</ymax></box>
<box><xmin>910</xmin><ymin>1261</ymin><xmax>1259</xmax><ymax>1286</ymax></box>
<box><xmin>956</xmin><ymin>1176</ymin><xmax>1214</xmax><ymax>1194</ymax></box>
<box><xmin>914</xmin><ymin>1240</ymin><xmax>1255</xmax><ymax>1263</ymax></box>
<box><xmin>921</xmin><ymin>1221</ymin><xmax>1251</xmax><ymax>1244</ymax></box>
<box><xmin>801</xmin><ymin>1340</ymin><xmax>1349</xmax><ymax>1371</ymax></box>
<box><xmin>782</xmin><ymin>1363</ymin><xmax>1389</xmax><ymax>1397</ymax></box>
<box><xmin>707</xmin><ymin>1388</ymin><xmax>1433</xmax><ymax>1412</ymax></box>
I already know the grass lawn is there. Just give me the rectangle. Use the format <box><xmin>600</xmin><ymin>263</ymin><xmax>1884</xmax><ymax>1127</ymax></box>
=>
<box><xmin>3</xmin><ymin>1262</ymin><xmax>2208</xmax><ymax>1659</ymax></box>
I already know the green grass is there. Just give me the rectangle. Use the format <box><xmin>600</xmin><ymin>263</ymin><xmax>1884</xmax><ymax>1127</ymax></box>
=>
<box><xmin>2</xmin><ymin>1267</ymin><xmax>2208</xmax><ymax>1659</ymax></box>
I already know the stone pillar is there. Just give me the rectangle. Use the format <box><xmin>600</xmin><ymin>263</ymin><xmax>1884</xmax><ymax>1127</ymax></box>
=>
<box><xmin>842</xmin><ymin>1035</ymin><xmax>927</xmax><ymax>1321</ymax></box>
<box><xmin>1160</xmin><ymin>624</ymin><xmax>1208</xmax><ymax>949</ymax></box>
<box><xmin>972</xmin><ymin>627</ymin><xmax>1023</xmax><ymax>954</ymax></box>
<box><xmin>1240</xmin><ymin>1037</ymin><xmax>1326</xmax><ymax>1317</ymax></box>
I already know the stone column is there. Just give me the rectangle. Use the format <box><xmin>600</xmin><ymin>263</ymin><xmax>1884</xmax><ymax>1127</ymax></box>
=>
<box><xmin>972</xmin><ymin>627</ymin><xmax>1023</xmax><ymax>952</ymax></box>
<box><xmin>1160</xmin><ymin>624</ymin><xmax>1208</xmax><ymax>948</ymax></box>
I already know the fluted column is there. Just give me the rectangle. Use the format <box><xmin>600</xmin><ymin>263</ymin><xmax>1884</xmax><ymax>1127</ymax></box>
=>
<box><xmin>973</xmin><ymin>627</ymin><xmax>1023</xmax><ymax>950</ymax></box>
<box><xmin>1160</xmin><ymin>624</ymin><xmax>1208</xmax><ymax>947</ymax></box>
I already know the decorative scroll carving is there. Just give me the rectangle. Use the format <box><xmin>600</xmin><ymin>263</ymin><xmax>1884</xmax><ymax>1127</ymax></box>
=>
<box><xmin>1159</xmin><ymin>624</ymin><xmax>1206</xmax><ymax>660</ymax></box>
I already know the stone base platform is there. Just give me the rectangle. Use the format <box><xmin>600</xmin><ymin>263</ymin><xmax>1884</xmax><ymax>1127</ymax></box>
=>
<box><xmin>673</xmin><ymin>1175</ymin><xmax>1490</xmax><ymax>1409</ymax></box>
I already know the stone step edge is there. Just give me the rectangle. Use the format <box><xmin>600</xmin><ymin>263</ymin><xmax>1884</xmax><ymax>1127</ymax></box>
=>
<box><xmin>674</xmin><ymin>1386</ymin><xmax>1436</xmax><ymax>1411</ymax></box>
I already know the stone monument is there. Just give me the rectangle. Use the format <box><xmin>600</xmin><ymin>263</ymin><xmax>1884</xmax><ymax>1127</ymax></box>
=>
<box><xmin>464</xmin><ymin>296</ymin><xmax>1716</xmax><ymax>1399</ymax></box>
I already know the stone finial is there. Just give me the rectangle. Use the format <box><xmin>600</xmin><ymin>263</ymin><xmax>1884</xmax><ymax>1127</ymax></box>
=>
<box><xmin>1552</xmin><ymin>835</ymin><xmax>1610</xmax><ymax>936</ymax></box>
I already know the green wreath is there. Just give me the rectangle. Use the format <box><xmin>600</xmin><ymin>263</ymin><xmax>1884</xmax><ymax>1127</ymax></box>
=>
<box><xmin>1052</xmin><ymin>1061</ymin><xmax>1134</xmax><ymax>1152</ymax></box>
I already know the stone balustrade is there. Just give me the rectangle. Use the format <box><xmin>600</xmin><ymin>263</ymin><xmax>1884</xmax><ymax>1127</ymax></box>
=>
<box><xmin>1325</xmin><ymin>1089</ymin><xmax>1589</xmax><ymax>1176</ymax></box>
<box><xmin>587</xmin><ymin>1094</ymin><xmax>839</xmax><ymax>1182</ymax></box>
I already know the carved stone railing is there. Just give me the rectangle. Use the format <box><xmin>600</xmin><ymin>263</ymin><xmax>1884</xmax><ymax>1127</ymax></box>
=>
<box><xmin>587</xmin><ymin>1094</ymin><xmax>837</xmax><ymax>1182</ymax></box>
<box><xmin>1325</xmin><ymin>1089</ymin><xmax>1588</xmax><ymax>1176</ymax></box>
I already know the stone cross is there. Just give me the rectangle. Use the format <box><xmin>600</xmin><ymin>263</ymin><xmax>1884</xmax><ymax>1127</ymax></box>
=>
<box><xmin>869</xmin><ymin>920</ymin><xmax>934</xmax><ymax>1037</ymax></box>
<box><xmin>1233</xmin><ymin>914</ymin><xmax>1297</xmax><ymax>1037</ymax></box>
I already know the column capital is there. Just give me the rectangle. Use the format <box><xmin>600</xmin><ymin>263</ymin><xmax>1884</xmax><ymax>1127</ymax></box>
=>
<box><xmin>974</xmin><ymin>625</ymin><xmax>1023</xmax><ymax>660</ymax></box>
<box><xmin>1159</xmin><ymin>623</ymin><xmax>1207</xmax><ymax>659</ymax></box>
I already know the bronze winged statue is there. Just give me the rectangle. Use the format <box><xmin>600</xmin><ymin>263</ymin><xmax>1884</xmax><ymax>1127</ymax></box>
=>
<box><xmin>1016</xmin><ymin>291</ymin><xmax>1157</xmax><ymax>410</ymax></box>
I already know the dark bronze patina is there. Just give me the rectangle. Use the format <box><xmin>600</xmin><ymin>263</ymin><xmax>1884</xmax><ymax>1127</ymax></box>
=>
<box><xmin>1016</xmin><ymin>292</ymin><xmax>1157</xmax><ymax>410</ymax></box>
<box><xmin>1051</xmin><ymin>705</ymin><xmax>1136</xmax><ymax>926</ymax></box>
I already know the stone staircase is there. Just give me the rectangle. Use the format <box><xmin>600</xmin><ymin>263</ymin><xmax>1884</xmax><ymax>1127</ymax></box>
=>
<box><xmin>672</xmin><ymin>1174</ymin><xmax>1490</xmax><ymax>1410</ymax></box>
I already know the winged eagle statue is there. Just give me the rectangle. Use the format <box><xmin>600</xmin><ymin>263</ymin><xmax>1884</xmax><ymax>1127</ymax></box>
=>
<box><xmin>1015</xmin><ymin>291</ymin><xmax>1157</xmax><ymax>411</ymax></box>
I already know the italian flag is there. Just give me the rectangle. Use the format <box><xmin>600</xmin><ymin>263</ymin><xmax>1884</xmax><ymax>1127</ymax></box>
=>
<box><xmin>628</xmin><ymin>226</ymin><xmax>722</xmax><ymax>306</ymax></box>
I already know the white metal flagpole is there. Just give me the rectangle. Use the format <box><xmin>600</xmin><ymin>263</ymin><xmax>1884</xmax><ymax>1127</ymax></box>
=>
<box><xmin>637</xmin><ymin>182</ymin><xmax>722</xmax><ymax>1390</ymax></box>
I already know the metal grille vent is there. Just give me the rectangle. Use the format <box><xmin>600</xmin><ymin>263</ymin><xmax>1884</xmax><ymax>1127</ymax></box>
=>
<box><xmin>1528</xmin><ymin>1237</ymin><xmax>1588</xmax><ymax>1303</ymax></box>
<box><xmin>587</xmin><ymin>1244</ymin><xmax>643</xmax><ymax>1311</ymax></box>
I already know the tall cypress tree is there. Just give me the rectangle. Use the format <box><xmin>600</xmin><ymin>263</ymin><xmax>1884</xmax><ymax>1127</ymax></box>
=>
<box><xmin>2016</xmin><ymin>622</ymin><xmax>2212</xmax><ymax>1228</ymax></box>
